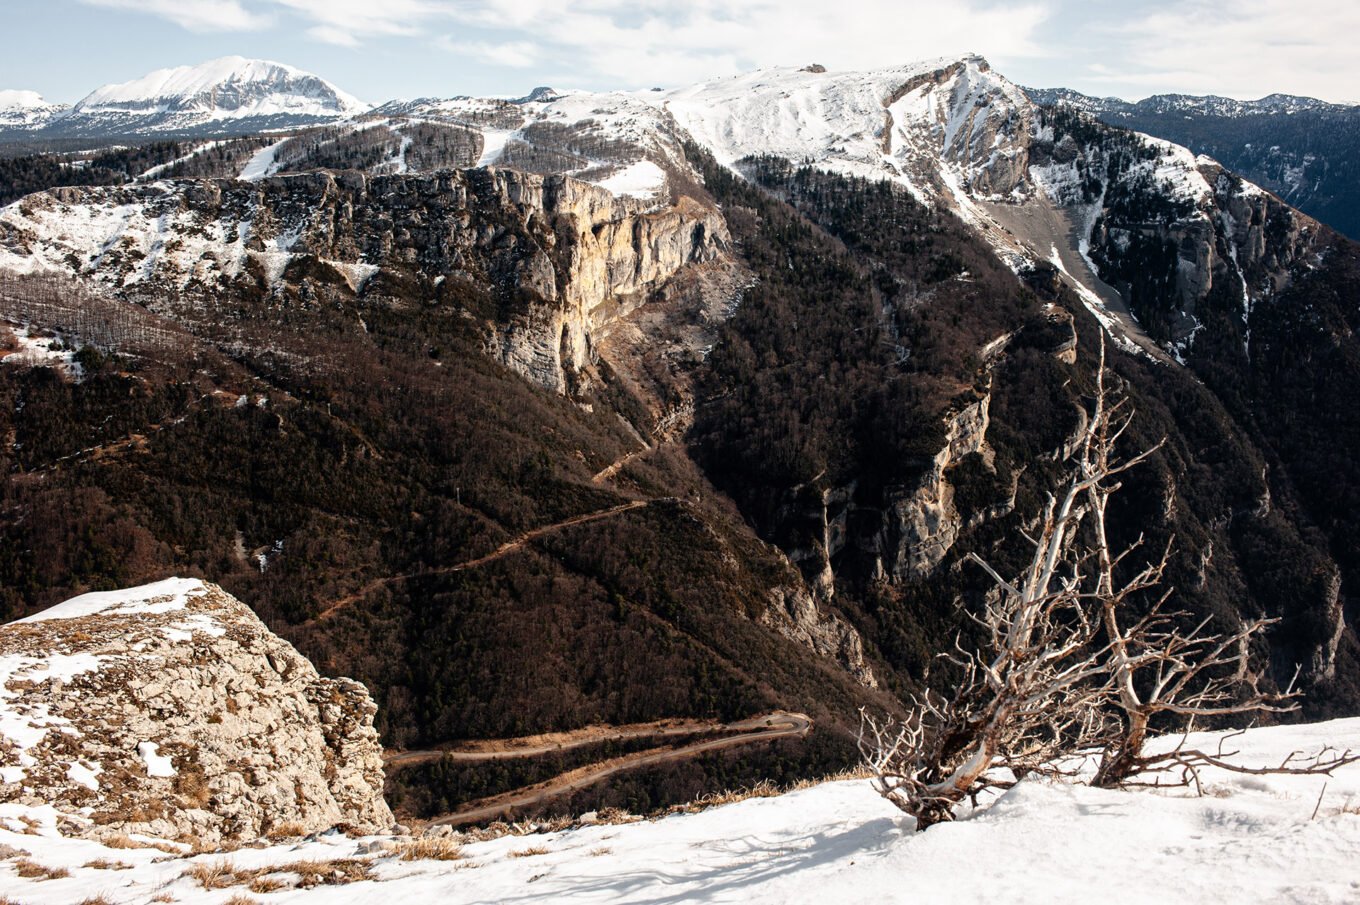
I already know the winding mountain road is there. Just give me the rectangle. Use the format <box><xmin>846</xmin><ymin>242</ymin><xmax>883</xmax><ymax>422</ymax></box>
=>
<box><xmin>413</xmin><ymin>711</ymin><xmax>813</xmax><ymax>827</ymax></box>
<box><xmin>311</xmin><ymin>499</ymin><xmax>655</xmax><ymax>622</ymax></box>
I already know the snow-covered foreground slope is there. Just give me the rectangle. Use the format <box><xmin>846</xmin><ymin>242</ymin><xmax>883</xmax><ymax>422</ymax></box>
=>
<box><xmin>2</xmin><ymin>718</ymin><xmax>1357</xmax><ymax>903</ymax></box>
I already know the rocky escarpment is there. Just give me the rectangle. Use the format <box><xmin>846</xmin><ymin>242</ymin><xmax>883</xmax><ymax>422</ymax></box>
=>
<box><xmin>876</xmin><ymin>395</ymin><xmax>995</xmax><ymax>579</ymax></box>
<box><xmin>1026</xmin><ymin>105</ymin><xmax>1323</xmax><ymax>351</ymax></box>
<box><xmin>761</xmin><ymin>585</ymin><xmax>877</xmax><ymax>688</ymax></box>
<box><xmin>775</xmin><ymin>395</ymin><xmax>998</xmax><ymax>592</ymax></box>
<box><xmin>0</xmin><ymin>578</ymin><xmax>392</xmax><ymax>845</ymax></box>
<box><xmin>0</xmin><ymin>167</ymin><xmax>727</xmax><ymax>393</ymax></box>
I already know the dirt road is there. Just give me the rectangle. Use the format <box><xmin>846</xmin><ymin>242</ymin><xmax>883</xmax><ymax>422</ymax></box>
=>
<box><xmin>417</xmin><ymin>711</ymin><xmax>813</xmax><ymax>827</ymax></box>
<box><xmin>312</xmin><ymin>498</ymin><xmax>654</xmax><ymax>622</ymax></box>
<box><xmin>385</xmin><ymin>714</ymin><xmax>751</xmax><ymax>771</ymax></box>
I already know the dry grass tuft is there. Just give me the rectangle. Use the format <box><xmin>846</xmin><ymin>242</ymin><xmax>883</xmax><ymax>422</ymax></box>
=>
<box><xmin>82</xmin><ymin>858</ymin><xmax>134</xmax><ymax>870</ymax></box>
<box><xmin>279</xmin><ymin>858</ymin><xmax>374</xmax><ymax>888</ymax></box>
<box><xmin>264</xmin><ymin>821</ymin><xmax>308</xmax><ymax>840</ymax></box>
<box><xmin>77</xmin><ymin>897</ymin><xmax>116</xmax><ymax>905</ymax></box>
<box><xmin>181</xmin><ymin>855</ymin><xmax>374</xmax><ymax>893</ymax></box>
<box><xmin>185</xmin><ymin>858</ymin><xmax>239</xmax><ymax>889</ymax></box>
<box><xmin>98</xmin><ymin>833</ymin><xmax>141</xmax><ymax>850</ymax></box>
<box><xmin>13</xmin><ymin>858</ymin><xmax>71</xmax><ymax>880</ymax></box>
<box><xmin>99</xmin><ymin>833</ymin><xmax>180</xmax><ymax>854</ymax></box>
<box><xmin>249</xmin><ymin>876</ymin><xmax>288</xmax><ymax>893</ymax></box>
<box><xmin>392</xmin><ymin>837</ymin><xmax>464</xmax><ymax>862</ymax></box>
<box><xmin>589</xmin><ymin>847</ymin><xmax>612</xmax><ymax>857</ymax></box>
<box><xmin>224</xmin><ymin>896</ymin><xmax>262</xmax><ymax>905</ymax></box>
<box><xmin>507</xmin><ymin>845</ymin><xmax>551</xmax><ymax>859</ymax></box>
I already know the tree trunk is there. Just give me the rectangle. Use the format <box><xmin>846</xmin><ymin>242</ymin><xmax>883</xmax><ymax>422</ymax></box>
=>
<box><xmin>1093</xmin><ymin>709</ymin><xmax>1148</xmax><ymax>788</ymax></box>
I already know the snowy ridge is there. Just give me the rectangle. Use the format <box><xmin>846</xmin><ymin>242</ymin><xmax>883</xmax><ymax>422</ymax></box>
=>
<box><xmin>1026</xmin><ymin>86</ymin><xmax>1355</xmax><ymax>118</ymax></box>
<box><xmin>0</xmin><ymin>181</ymin><xmax>352</xmax><ymax>293</ymax></box>
<box><xmin>651</xmin><ymin>55</ymin><xmax>1028</xmax><ymax>202</ymax></box>
<box><xmin>6</xmin><ymin>56</ymin><xmax>370</xmax><ymax>137</ymax></box>
<box><xmin>70</xmin><ymin>56</ymin><xmax>368</xmax><ymax>119</ymax></box>
<box><xmin>14</xmin><ymin>577</ymin><xmax>208</xmax><ymax>624</ymax></box>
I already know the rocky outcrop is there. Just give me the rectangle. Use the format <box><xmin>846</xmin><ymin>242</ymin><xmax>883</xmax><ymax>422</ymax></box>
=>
<box><xmin>0</xmin><ymin>168</ymin><xmax>728</xmax><ymax>394</ymax></box>
<box><xmin>878</xmin><ymin>395</ymin><xmax>993</xmax><ymax>579</ymax></box>
<box><xmin>882</xmin><ymin>55</ymin><xmax>1034</xmax><ymax>200</ymax></box>
<box><xmin>1025</xmin><ymin>106</ymin><xmax>1323</xmax><ymax>350</ymax></box>
<box><xmin>493</xmin><ymin>178</ymin><xmax>728</xmax><ymax>393</ymax></box>
<box><xmin>0</xmin><ymin>578</ymin><xmax>392</xmax><ymax>845</ymax></box>
<box><xmin>773</xmin><ymin>395</ymin><xmax>996</xmax><ymax>590</ymax></box>
<box><xmin>1311</xmin><ymin>569</ymin><xmax>1346</xmax><ymax>683</ymax></box>
<box><xmin>761</xmin><ymin>585</ymin><xmax>877</xmax><ymax>688</ymax></box>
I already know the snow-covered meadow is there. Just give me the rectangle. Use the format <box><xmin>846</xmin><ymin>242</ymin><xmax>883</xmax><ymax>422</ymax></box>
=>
<box><xmin>2</xmin><ymin>718</ymin><xmax>1357</xmax><ymax>904</ymax></box>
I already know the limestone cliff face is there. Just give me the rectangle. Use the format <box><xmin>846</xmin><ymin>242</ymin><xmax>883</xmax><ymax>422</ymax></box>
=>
<box><xmin>1024</xmin><ymin>106</ymin><xmax>1323</xmax><ymax>350</ymax></box>
<box><xmin>1085</xmin><ymin>168</ymin><xmax>1320</xmax><ymax>337</ymax></box>
<box><xmin>0</xmin><ymin>168</ymin><xmax>728</xmax><ymax>394</ymax></box>
<box><xmin>1312</xmin><ymin>569</ymin><xmax>1346</xmax><ymax>683</ymax></box>
<box><xmin>761</xmin><ymin>585</ymin><xmax>877</xmax><ymax>688</ymax></box>
<box><xmin>495</xmin><ymin>178</ymin><xmax>728</xmax><ymax>393</ymax></box>
<box><xmin>0</xmin><ymin>578</ymin><xmax>392</xmax><ymax>845</ymax></box>
<box><xmin>776</xmin><ymin>395</ymin><xmax>995</xmax><ymax>591</ymax></box>
<box><xmin>877</xmin><ymin>395</ymin><xmax>993</xmax><ymax>580</ymax></box>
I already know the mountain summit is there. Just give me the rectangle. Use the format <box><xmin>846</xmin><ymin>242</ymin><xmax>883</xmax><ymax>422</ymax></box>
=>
<box><xmin>0</xmin><ymin>89</ymin><xmax>70</xmax><ymax>130</ymax></box>
<box><xmin>39</xmin><ymin>56</ymin><xmax>369</xmax><ymax>136</ymax></box>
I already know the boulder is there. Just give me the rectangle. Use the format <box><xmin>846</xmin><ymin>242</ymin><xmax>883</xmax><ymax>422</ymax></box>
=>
<box><xmin>0</xmin><ymin>578</ymin><xmax>392</xmax><ymax>845</ymax></box>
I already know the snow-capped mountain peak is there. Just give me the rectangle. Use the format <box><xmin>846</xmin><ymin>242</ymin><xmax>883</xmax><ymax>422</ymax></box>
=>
<box><xmin>0</xmin><ymin>89</ymin><xmax>70</xmax><ymax>130</ymax></box>
<box><xmin>652</xmin><ymin>53</ymin><xmax>1031</xmax><ymax>201</ymax></box>
<box><xmin>45</xmin><ymin>56</ymin><xmax>369</xmax><ymax>136</ymax></box>
<box><xmin>73</xmin><ymin>56</ymin><xmax>367</xmax><ymax>115</ymax></box>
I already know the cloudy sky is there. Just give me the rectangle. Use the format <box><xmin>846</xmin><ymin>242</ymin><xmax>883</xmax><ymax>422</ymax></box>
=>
<box><xmin>4</xmin><ymin>0</ymin><xmax>1357</xmax><ymax>105</ymax></box>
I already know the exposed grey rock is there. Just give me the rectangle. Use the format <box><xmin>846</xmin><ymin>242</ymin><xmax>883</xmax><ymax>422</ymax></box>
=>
<box><xmin>0</xmin><ymin>168</ymin><xmax>727</xmax><ymax>395</ymax></box>
<box><xmin>0</xmin><ymin>579</ymin><xmax>392</xmax><ymax>846</ymax></box>
<box><xmin>1312</xmin><ymin>570</ymin><xmax>1346</xmax><ymax>682</ymax></box>
<box><xmin>761</xmin><ymin>585</ymin><xmax>877</xmax><ymax>688</ymax></box>
<box><xmin>881</xmin><ymin>394</ymin><xmax>993</xmax><ymax>579</ymax></box>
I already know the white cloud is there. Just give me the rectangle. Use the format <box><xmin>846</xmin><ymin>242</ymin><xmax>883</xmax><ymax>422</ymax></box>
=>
<box><xmin>434</xmin><ymin>0</ymin><xmax>1053</xmax><ymax>88</ymax></box>
<box><xmin>78</xmin><ymin>0</ymin><xmax>268</xmax><ymax>31</ymax></box>
<box><xmin>1077</xmin><ymin>0</ymin><xmax>1360</xmax><ymax>101</ymax></box>
<box><xmin>439</xmin><ymin>39</ymin><xmax>539</xmax><ymax>69</ymax></box>
<box><xmin>266</xmin><ymin>0</ymin><xmax>452</xmax><ymax>45</ymax></box>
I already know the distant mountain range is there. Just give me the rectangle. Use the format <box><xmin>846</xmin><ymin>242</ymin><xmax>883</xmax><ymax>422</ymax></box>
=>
<box><xmin>0</xmin><ymin>56</ymin><xmax>368</xmax><ymax>138</ymax></box>
<box><xmin>1025</xmin><ymin>86</ymin><xmax>1360</xmax><ymax>239</ymax></box>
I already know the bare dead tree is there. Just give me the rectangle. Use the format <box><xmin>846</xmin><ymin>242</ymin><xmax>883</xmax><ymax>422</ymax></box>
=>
<box><xmin>859</xmin><ymin>379</ymin><xmax>1124</xmax><ymax>828</ymax></box>
<box><xmin>1074</xmin><ymin>346</ymin><xmax>1358</xmax><ymax>788</ymax></box>
<box><xmin>863</xmin><ymin>337</ymin><xmax>1356</xmax><ymax>828</ymax></box>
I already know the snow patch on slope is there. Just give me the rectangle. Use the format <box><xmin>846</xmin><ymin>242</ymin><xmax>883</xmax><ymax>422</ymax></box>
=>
<box><xmin>589</xmin><ymin>159</ymin><xmax>666</xmax><ymax>199</ymax></box>
<box><xmin>15</xmin><ymin>578</ymin><xmax>209</xmax><ymax>624</ymax></box>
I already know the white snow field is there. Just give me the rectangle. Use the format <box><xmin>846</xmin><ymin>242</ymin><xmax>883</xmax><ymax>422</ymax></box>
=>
<box><xmin>0</xmin><ymin>718</ymin><xmax>1357</xmax><ymax>903</ymax></box>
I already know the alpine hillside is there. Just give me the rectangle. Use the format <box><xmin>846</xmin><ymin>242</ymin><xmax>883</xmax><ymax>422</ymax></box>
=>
<box><xmin>1026</xmin><ymin>86</ymin><xmax>1360</xmax><ymax>240</ymax></box>
<box><xmin>2</xmin><ymin>53</ymin><xmax>1358</xmax><ymax>825</ymax></box>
